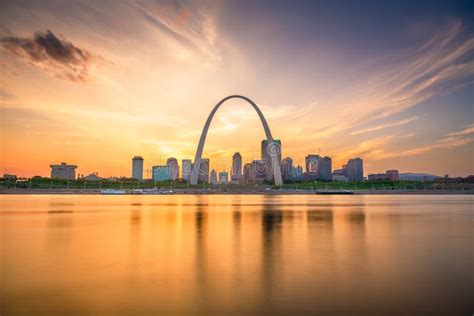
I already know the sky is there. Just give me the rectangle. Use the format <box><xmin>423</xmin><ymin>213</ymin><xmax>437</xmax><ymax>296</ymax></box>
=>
<box><xmin>0</xmin><ymin>0</ymin><xmax>473</xmax><ymax>178</ymax></box>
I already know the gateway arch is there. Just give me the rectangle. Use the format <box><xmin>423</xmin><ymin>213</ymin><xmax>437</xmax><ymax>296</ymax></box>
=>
<box><xmin>190</xmin><ymin>95</ymin><xmax>283</xmax><ymax>186</ymax></box>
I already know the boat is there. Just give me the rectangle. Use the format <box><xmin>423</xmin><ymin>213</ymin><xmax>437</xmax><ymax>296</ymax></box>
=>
<box><xmin>100</xmin><ymin>189</ymin><xmax>126</xmax><ymax>195</ymax></box>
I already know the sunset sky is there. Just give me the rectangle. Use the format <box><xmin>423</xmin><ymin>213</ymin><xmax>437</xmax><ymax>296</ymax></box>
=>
<box><xmin>1</xmin><ymin>0</ymin><xmax>473</xmax><ymax>178</ymax></box>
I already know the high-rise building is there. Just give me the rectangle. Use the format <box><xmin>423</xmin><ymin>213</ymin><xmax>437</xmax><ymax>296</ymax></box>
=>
<box><xmin>132</xmin><ymin>156</ymin><xmax>144</xmax><ymax>180</ymax></box>
<box><xmin>305</xmin><ymin>154</ymin><xmax>321</xmax><ymax>176</ymax></box>
<box><xmin>250</xmin><ymin>160</ymin><xmax>267</xmax><ymax>182</ymax></box>
<box><xmin>166</xmin><ymin>157</ymin><xmax>179</xmax><ymax>181</ymax></box>
<box><xmin>50</xmin><ymin>162</ymin><xmax>77</xmax><ymax>180</ymax></box>
<box><xmin>243</xmin><ymin>163</ymin><xmax>251</xmax><ymax>183</ymax></box>
<box><xmin>198</xmin><ymin>158</ymin><xmax>210</xmax><ymax>183</ymax></box>
<box><xmin>210</xmin><ymin>169</ymin><xmax>218</xmax><ymax>184</ymax></box>
<box><xmin>386</xmin><ymin>169</ymin><xmax>399</xmax><ymax>181</ymax></box>
<box><xmin>318</xmin><ymin>156</ymin><xmax>332</xmax><ymax>180</ymax></box>
<box><xmin>231</xmin><ymin>152</ymin><xmax>242</xmax><ymax>181</ymax></box>
<box><xmin>346</xmin><ymin>158</ymin><xmax>364</xmax><ymax>181</ymax></box>
<box><xmin>261</xmin><ymin>139</ymin><xmax>282</xmax><ymax>180</ymax></box>
<box><xmin>219</xmin><ymin>171</ymin><xmax>229</xmax><ymax>184</ymax></box>
<box><xmin>152</xmin><ymin>165</ymin><xmax>171</xmax><ymax>181</ymax></box>
<box><xmin>281</xmin><ymin>157</ymin><xmax>293</xmax><ymax>181</ymax></box>
<box><xmin>182</xmin><ymin>159</ymin><xmax>193</xmax><ymax>181</ymax></box>
<box><xmin>293</xmin><ymin>165</ymin><xmax>304</xmax><ymax>180</ymax></box>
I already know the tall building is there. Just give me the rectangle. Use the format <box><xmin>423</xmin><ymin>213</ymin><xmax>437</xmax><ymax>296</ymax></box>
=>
<box><xmin>198</xmin><ymin>158</ymin><xmax>210</xmax><ymax>183</ymax></box>
<box><xmin>132</xmin><ymin>156</ymin><xmax>144</xmax><ymax>180</ymax></box>
<box><xmin>50</xmin><ymin>162</ymin><xmax>77</xmax><ymax>180</ymax></box>
<box><xmin>210</xmin><ymin>169</ymin><xmax>218</xmax><ymax>184</ymax></box>
<box><xmin>182</xmin><ymin>159</ymin><xmax>193</xmax><ymax>181</ymax></box>
<box><xmin>293</xmin><ymin>165</ymin><xmax>304</xmax><ymax>180</ymax></box>
<box><xmin>250</xmin><ymin>160</ymin><xmax>267</xmax><ymax>182</ymax></box>
<box><xmin>219</xmin><ymin>171</ymin><xmax>229</xmax><ymax>184</ymax></box>
<box><xmin>231</xmin><ymin>152</ymin><xmax>242</xmax><ymax>181</ymax></box>
<box><xmin>305</xmin><ymin>154</ymin><xmax>321</xmax><ymax>175</ymax></box>
<box><xmin>166</xmin><ymin>157</ymin><xmax>179</xmax><ymax>181</ymax></box>
<box><xmin>152</xmin><ymin>165</ymin><xmax>171</xmax><ymax>181</ymax></box>
<box><xmin>281</xmin><ymin>157</ymin><xmax>293</xmax><ymax>181</ymax></box>
<box><xmin>318</xmin><ymin>156</ymin><xmax>332</xmax><ymax>180</ymax></box>
<box><xmin>386</xmin><ymin>169</ymin><xmax>400</xmax><ymax>181</ymax></box>
<box><xmin>346</xmin><ymin>158</ymin><xmax>364</xmax><ymax>181</ymax></box>
<box><xmin>261</xmin><ymin>139</ymin><xmax>282</xmax><ymax>180</ymax></box>
<box><xmin>243</xmin><ymin>163</ymin><xmax>251</xmax><ymax>183</ymax></box>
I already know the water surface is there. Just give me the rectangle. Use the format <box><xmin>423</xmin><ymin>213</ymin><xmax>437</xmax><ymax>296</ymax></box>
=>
<box><xmin>1</xmin><ymin>195</ymin><xmax>473</xmax><ymax>315</ymax></box>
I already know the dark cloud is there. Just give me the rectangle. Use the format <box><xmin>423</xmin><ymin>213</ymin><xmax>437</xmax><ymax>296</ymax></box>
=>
<box><xmin>1</xmin><ymin>30</ymin><xmax>92</xmax><ymax>82</ymax></box>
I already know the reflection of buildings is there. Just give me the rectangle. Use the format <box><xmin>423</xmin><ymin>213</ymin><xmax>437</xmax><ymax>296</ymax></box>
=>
<box><xmin>132</xmin><ymin>156</ymin><xmax>144</xmax><ymax>180</ymax></box>
<box><xmin>50</xmin><ymin>162</ymin><xmax>77</xmax><ymax>180</ymax></box>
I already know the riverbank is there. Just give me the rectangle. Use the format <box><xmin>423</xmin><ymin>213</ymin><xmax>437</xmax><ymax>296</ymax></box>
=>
<box><xmin>1</xmin><ymin>188</ymin><xmax>473</xmax><ymax>195</ymax></box>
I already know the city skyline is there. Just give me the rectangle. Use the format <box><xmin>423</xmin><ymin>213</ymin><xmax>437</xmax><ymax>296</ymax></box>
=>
<box><xmin>1</xmin><ymin>1</ymin><xmax>473</xmax><ymax>177</ymax></box>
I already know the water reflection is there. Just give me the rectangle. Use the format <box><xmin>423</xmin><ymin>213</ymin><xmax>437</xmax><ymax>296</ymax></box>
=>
<box><xmin>0</xmin><ymin>195</ymin><xmax>472</xmax><ymax>315</ymax></box>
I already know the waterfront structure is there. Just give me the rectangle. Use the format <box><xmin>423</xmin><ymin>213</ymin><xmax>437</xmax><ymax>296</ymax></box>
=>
<box><xmin>190</xmin><ymin>95</ymin><xmax>283</xmax><ymax>186</ymax></box>
<box><xmin>166</xmin><ymin>157</ymin><xmax>179</xmax><ymax>181</ymax></box>
<box><xmin>152</xmin><ymin>165</ymin><xmax>171</xmax><ymax>181</ymax></box>
<box><xmin>182</xmin><ymin>159</ymin><xmax>193</xmax><ymax>181</ymax></box>
<box><xmin>386</xmin><ymin>169</ymin><xmax>400</xmax><ymax>181</ymax></box>
<box><xmin>231</xmin><ymin>152</ymin><xmax>242</xmax><ymax>181</ymax></box>
<box><xmin>198</xmin><ymin>158</ymin><xmax>210</xmax><ymax>183</ymax></box>
<box><xmin>132</xmin><ymin>156</ymin><xmax>144</xmax><ymax>180</ymax></box>
<box><xmin>50</xmin><ymin>162</ymin><xmax>77</xmax><ymax>180</ymax></box>
<box><xmin>82</xmin><ymin>172</ymin><xmax>102</xmax><ymax>181</ymax></box>
<box><xmin>219</xmin><ymin>171</ymin><xmax>229</xmax><ymax>184</ymax></box>
<box><xmin>210</xmin><ymin>169</ymin><xmax>218</xmax><ymax>184</ymax></box>
<box><xmin>368</xmin><ymin>173</ymin><xmax>386</xmax><ymax>181</ymax></box>
<box><xmin>281</xmin><ymin>157</ymin><xmax>293</xmax><ymax>181</ymax></box>
<box><xmin>261</xmin><ymin>139</ymin><xmax>282</xmax><ymax>180</ymax></box>
<box><xmin>346</xmin><ymin>158</ymin><xmax>364</xmax><ymax>181</ymax></box>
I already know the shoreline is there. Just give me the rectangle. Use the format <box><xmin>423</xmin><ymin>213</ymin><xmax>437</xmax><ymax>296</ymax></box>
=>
<box><xmin>1</xmin><ymin>189</ymin><xmax>473</xmax><ymax>195</ymax></box>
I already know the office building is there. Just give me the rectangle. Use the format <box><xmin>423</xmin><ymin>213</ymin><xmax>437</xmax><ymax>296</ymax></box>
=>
<box><xmin>166</xmin><ymin>157</ymin><xmax>179</xmax><ymax>181</ymax></box>
<box><xmin>346</xmin><ymin>158</ymin><xmax>364</xmax><ymax>181</ymax></box>
<box><xmin>305</xmin><ymin>154</ymin><xmax>321</xmax><ymax>176</ymax></box>
<box><xmin>152</xmin><ymin>165</ymin><xmax>171</xmax><ymax>181</ymax></box>
<box><xmin>243</xmin><ymin>163</ymin><xmax>251</xmax><ymax>183</ymax></box>
<box><xmin>132</xmin><ymin>156</ymin><xmax>144</xmax><ymax>180</ymax></box>
<box><xmin>182</xmin><ymin>159</ymin><xmax>193</xmax><ymax>181</ymax></box>
<box><xmin>368</xmin><ymin>173</ymin><xmax>386</xmax><ymax>181</ymax></box>
<box><xmin>50</xmin><ymin>162</ymin><xmax>77</xmax><ymax>180</ymax></box>
<box><xmin>261</xmin><ymin>139</ymin><xmax>282</xmax><ymax>180</ymax></box>
<box><xmin>210</xmin><ymin>169</ymin><xmax>218</xmax><ymax>184</ymax></box>
<box><xmin>333</xmin><ymin>174</ymin><xmax>349</xmax><ymax>182</ymax></box>
<box><xmin>318</xmin><ymin>156</ymin><xmax>332</xmax><ymax>180</ymax></box>
<box><xmin>281</xmin><ymin>157</ymin><xmax>293</xmax><ymax>181</ymax></box>
<box><xmin>293</xmin><ymin>165</ymin><xmax>304</xmax><ymax>180</ymax></box>
<box><xmin>198</xmin><ymin>158</ymin><xmax>210</xmax><ymax>183</ymax></box>
<box><xmin>250</xmin><ymin>160</ymin><xmax>267</xmax><ymax>182</ymax></box>
<box><xmin>219</xmin><ymin>171</ymin><xmax>229</xmax><ymax>184</ymax></box>
<box><xmin>231</xmin><ymin>152</ymin><xmax>242</xmax><ymax>181</ymax></box>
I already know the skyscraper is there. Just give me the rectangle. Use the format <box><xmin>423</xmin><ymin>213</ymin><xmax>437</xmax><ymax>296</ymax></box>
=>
<box><xmin>318</xmin><ymin>156</ymin><xmax>332</xmax><ymax>180</ymax></box>
<box><xmin>346</xmin><ymin>158</ymin><xmax>364</xmax><ymax>181</ymax></box>
<box><xmin>261</xmin><ymin>139</ymin><xmax>282</xmax><ymax>181</ymax></box>
<box><xmin>132</xmin><ymin>156</ymin><xmax>143</xmax><ymax>180</ymax></box>
<box><xmin>210</xmin><ymin>169</ymin><xmax>218</xmax><ymax>184</ymax></box>
<box><xmin>231</xmin><ymin>152</ymin><xmax>242</xmax><ymax>181</ymax></box>
<box><xmin>198</xmin><ymin>158</ymin><xmax>210</xmax><ymax>183</ymax></box>
<box><xmin>219</xmin><ymin>171</ymin><xmax>229</xmax><ymax>184</ymax></box>
<box><xmin>166</xmin><ymin>157</ymin><xmax>179</xmax><ymax>181</ymax></box>
<box><xmin>281</xmin><ymin>157</ymin><xmax>293</xmax><ymax>181</ymax></box>
<box><xmin>305</xmin><ymin>154</ymin><xmax>320</xmax><ymax>175</ymax></box>
<box><xmin>182</xmin><ymin>159</ymin><xmax>193</xmax><ymax>181</ymax></box>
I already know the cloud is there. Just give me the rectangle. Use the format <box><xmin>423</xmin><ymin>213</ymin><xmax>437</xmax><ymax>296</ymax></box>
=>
<box><xmin>446</xmin><ymin>123</ymin><xmax>474</xmax><ymax>137</ymax></box>
<box><xmin>0</xmin><ymin>30</ymin><xmax>93</xmax><ymax>82</ymax></box>
<box><xmin>349</xmin><ymin>116</ymin><xmax>419</xmax><ymax>135</ymax></box>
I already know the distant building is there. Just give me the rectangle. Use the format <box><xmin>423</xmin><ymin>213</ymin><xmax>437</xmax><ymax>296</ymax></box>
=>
<box><xmin>333</xmin><ymin>174</ymin><xmax>349</xmax><ymax>182</ymax></box>
<box><xmin>250</xmin><ymin>160</ymin><xmax>267</xmax><ymax>183</ymax></box>
<box><xmin>346</xmin><ymin>158</ymin><xmax>364</xmax><ymax>181</ymax></box>
<box><xmin>305</xmin><ymin>154</ymin><xmax>320</xmax><ymax>179</ymax></box>
<box><xmin>219</xmin><ymin>171</ymin><xmax>229</xmax><ymax>184</ymax></box>
<box><xmin>386</xmin><ymin>169</ymin><xmax>400</xmax><ymax>181</ymax></box>
<box><xmin>182</xmin><ymin>159</ymin><xmax>193</xmax><ymax>181</ymax></box>
<box><xmin>166</xmin><ymin>157</ymin><xmax>179</xmax><ymax>181</ymax></box>
<box><xmin>293</xmin><ymin>165</ymin><xmax>304</xmax><ymax>180</ymax></box>
<box><xmin>318</xmin><ymin>156</ymin><xmax>332</xmax><ymax>180</ymax></box>
<box><xmin>50</xmin><ymin>162</ymin><xmax>77</xmax><ymax>180</ymax></box>
<box><xmin>198</xmin><ymin>158</ymin><xmax>210</xmax><ymax>183</ymax></box>
<box><xmin>3</xmin><ymin>174</ymin><xmax>17</xmax><ymax>180</ymax></box>
<box><xmin>368</xmin><ymin>173</ymin><xmax>386</xmax><ymax>181</ymax></box>
<box><xmin>152</xmin><ymin>165</ymin><xmax>171</xmax><ymax>181</ymax></box>
<box><xmin>243</xmin><ymin>163</ymin><xmax>251</xmax><ymax>183</ymax></box>
<box><xmin>333</xmin><ymin>168</ymin><xmax>346</xmax><ymax>177</ymax></box>
<box><xmin>82</xmin><ymin>172</ymin><xmax>102</xmax><ymax>181</ymax></box>
<box><xmin>261</xmin><ymin>139</ymin><xmax>282</xmax><ymax>180</ymax></box>
<box><xmin>132</xmin><ymin>156</ymin><xmax>144</xmax><ymax>180</ymax></box>
<box><xmin>231</xmin><ymin>152</ymin><xmax>242</xmax><ymax>181</ymax></box>
<box><xmin>210</xmin><ymin>169</ymin><xmax>218</xmax><ymax>184</ymax></box>
<box><xmin>281</xmin><ymin>157</ymin><xmax>293</xmax><ymax>181</ymax></box>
